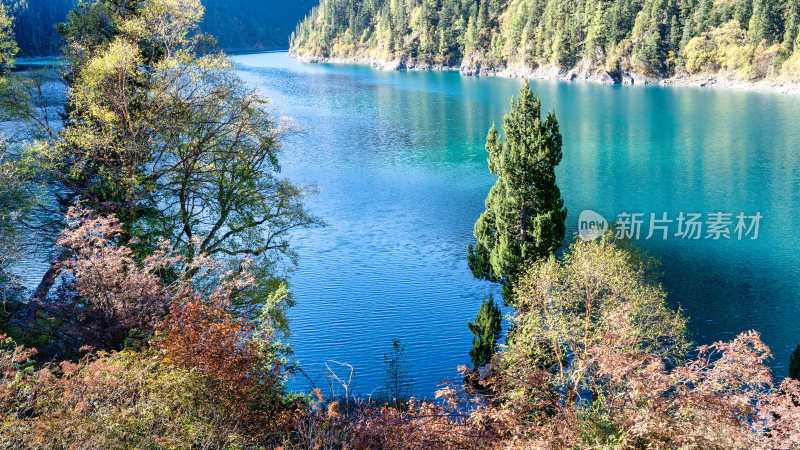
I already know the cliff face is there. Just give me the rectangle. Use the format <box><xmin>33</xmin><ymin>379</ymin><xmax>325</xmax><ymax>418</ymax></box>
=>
<box><xmin>291</xmin><ymin>0</ymin><xmax>800</xmax><ymax>88</ymax></box>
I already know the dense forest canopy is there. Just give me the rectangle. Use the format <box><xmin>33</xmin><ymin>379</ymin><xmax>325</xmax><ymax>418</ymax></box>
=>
<box><xmin>7</xmin><ymin>0</ymin><xmax>319</xmax><ymax>56</ymax></box>
<box><xmin>291</xmin><ymin>0</ymin><xmax>800</xmax><ymax>79</ymax></box>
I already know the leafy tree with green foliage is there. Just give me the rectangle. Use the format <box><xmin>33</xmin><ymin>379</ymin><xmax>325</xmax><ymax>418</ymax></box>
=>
<box><xmin>0</xmin><ymin>1</ymin><xmax>32</xmax><ymax>335</ymax></box>
<box><xmin>18</xmin><ymin>0</ymin><xmax>321</xmax><ymax>355</ymax></box>
<box><xmin>502</xmin><ymin>232</ymin><xmax>690</xmax><ymax>405</ymax></box>
<box><xmin>0</xmin><ymin>2</ymin><xmax>29</xmax><ymax>123</ymax></box>
<box><xmin>0</xmin><ymin>1</ymin><xmax>16</xmax><ymax>71</ymax></box>
<box><xmin>467</xmin><ymin>80</ymin><xmax>566</xmax><ymax>305</ymax></box>
<box><xmin>467</xmin><ymin>295</ymin><xmax>502</xmax><ymax>368</ymax></box>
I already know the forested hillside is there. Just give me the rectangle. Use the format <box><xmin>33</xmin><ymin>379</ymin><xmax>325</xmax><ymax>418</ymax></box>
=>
<box><xmin>5</xmin><ymin>0</ymin><xmax>74</xmax><ymax>56</ymax></box>
<box><xmin>202</xmin><ymin>0</ymin><xmax>320</xmax><ymax>50</ymax></box>
<box><xmin>7</xmin><ymin>0</ymin><xmax>318</xmax><ymax>56</ymax></box>
<box><xmin>291</xmin><ymin>0</ymin><xmax>800</xmax><ymax>80</ymax></box>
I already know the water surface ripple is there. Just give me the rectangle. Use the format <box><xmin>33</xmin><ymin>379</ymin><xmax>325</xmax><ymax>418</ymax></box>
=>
<box><xmin>233</xmin><ymin>52</ymin><xmax>800</xmax><ymax>396</ymax></box>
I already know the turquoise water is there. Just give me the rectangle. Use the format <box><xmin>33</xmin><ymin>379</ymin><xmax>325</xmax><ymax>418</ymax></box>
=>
<box><xmin>233</xmin><ymin>52</ymin><xmax>800</xmax><ymax>396</ymax></box>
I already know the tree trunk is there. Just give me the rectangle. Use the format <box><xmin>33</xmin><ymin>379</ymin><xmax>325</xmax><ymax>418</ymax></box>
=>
<box><xmin>31</xmin><ymin>249</ymin><xmax>71</xmax><ymax>301</ymax></box>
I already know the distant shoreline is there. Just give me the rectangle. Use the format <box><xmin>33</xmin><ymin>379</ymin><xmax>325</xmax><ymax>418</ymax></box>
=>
<box><xmin>13</xmin><ymin>48</ymin><xmax>292</xmax><ymax>69</ymax></box>
<box><xmin>226</xmin><ymin>48</ymin><xmax>290</xmax><ymax>56</ymax></box>
<box><xmin>292</xmin><ymin>53</ymin><xmax>800</xmax><ymax>96</ymax></box>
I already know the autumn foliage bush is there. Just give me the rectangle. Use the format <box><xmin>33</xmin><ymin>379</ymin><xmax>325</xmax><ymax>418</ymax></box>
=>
<box><xmin>0</xmin><ymin>206</ymin><xmax>298</xmax><ymax>447</ymax></box>
<box><xmin>157</xmin><ymin>293</ymin><xmax>294</xmax><ymax>435</ymax></box>
<box><xmin>292</xmin><ymin>382</ymin><xmax>501</xmax><ymax>449</ymax></box>
<box><xmin>0</xmin><ymin>339</ymin><xmax>258</xmax><ymax>448</ymax></box>
<box><xmin>0</xmin><ymin>335</ymin><xmax>295</xmax><ymax>448</ymax></box>
<box><xmin>21</xmin><ymin>206</ymin><xmax>174</xmax><ymax>353</ymax></box>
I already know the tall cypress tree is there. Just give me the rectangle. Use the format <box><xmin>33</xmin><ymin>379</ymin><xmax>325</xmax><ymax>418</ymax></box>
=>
<box><xmin>467</xmin><ymin>80</ymin><xmax>567</xmax><ymax>305</ymax></box>
<box><xmin>467</xmin><ymin>295</ymin><xmax>502</xmax><ymax>368</ymax></box>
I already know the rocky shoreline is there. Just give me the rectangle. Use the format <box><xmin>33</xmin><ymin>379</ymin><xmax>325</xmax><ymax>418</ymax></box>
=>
<box><xmin>293</xmin><ymin>53</ymin><xmax>800</xmax><ymax>96</ymax></box>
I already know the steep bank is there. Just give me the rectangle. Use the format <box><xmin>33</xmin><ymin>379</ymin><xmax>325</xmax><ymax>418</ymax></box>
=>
<box><xmin>293</xmin><ymin>53</ymin><xmax>800</xmax><ymax>95</ymax></box>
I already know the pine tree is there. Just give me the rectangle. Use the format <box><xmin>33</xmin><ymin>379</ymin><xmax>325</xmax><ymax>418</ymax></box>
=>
<box><xmin>669</xmin><ymin>15</ymin><xmax>680</xmax><ymax>53</ymax></box>
<box><xmin>748</xmin><ymin>0</ymin><xmax>779</xmax><ymax>45</ymax></box>
<box><xmin>477</xmin><ymin>0</ymin><xmax>488</xmax><ymax>31</ymax></box>
<box><xmin>781</xmin><ymin>1</ymin><xmax>799</xmax><ymax>56</ymax></box>
<box><xmin>467</xmin><ymin>80</ymin><xmax>567</xmax><ymax>305</ymax></box>
<box><xmin>796</xmin><ymin>27</ymin><xmax>800</xmax><ymax>54</ymax></box>
<box><xmin>467</xmin><ymin>296</ymin><xmax>502</xmax><ymax>368</ymax></box>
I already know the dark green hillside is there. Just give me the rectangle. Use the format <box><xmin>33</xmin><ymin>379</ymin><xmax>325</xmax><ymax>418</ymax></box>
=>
<box><xmin>7</xmin><ymin>0</ymin><xmax>318</xmax><ymax>56</ymax></box>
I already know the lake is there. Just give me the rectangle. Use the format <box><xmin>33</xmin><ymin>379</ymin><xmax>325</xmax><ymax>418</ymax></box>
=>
<box><xmin>232</xmin><ymin>51</ymin><xmax>800</xmax><ymax>397</ymax></box>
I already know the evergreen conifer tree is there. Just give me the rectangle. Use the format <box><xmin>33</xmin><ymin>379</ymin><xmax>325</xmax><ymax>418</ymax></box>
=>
<box><xmin>467</xmin><ymin>295</ymin><xmax>502</xmax><ymax>368</ymax></box>
<box><xmin>467</xmin><ymin>80</ymin><xmax>567</xmax><ymax>305</ymax></box>
<box><xmin>748</xmin><ymin>0</ymin><xmax>779</xmax><ymax>45</ymax></box>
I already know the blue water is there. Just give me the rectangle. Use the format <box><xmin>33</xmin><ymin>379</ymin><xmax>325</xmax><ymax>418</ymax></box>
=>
<box><xmin>233</xmin><ymin>52</ymin><xmax>800</xmax><ymax>396</ymax></box>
